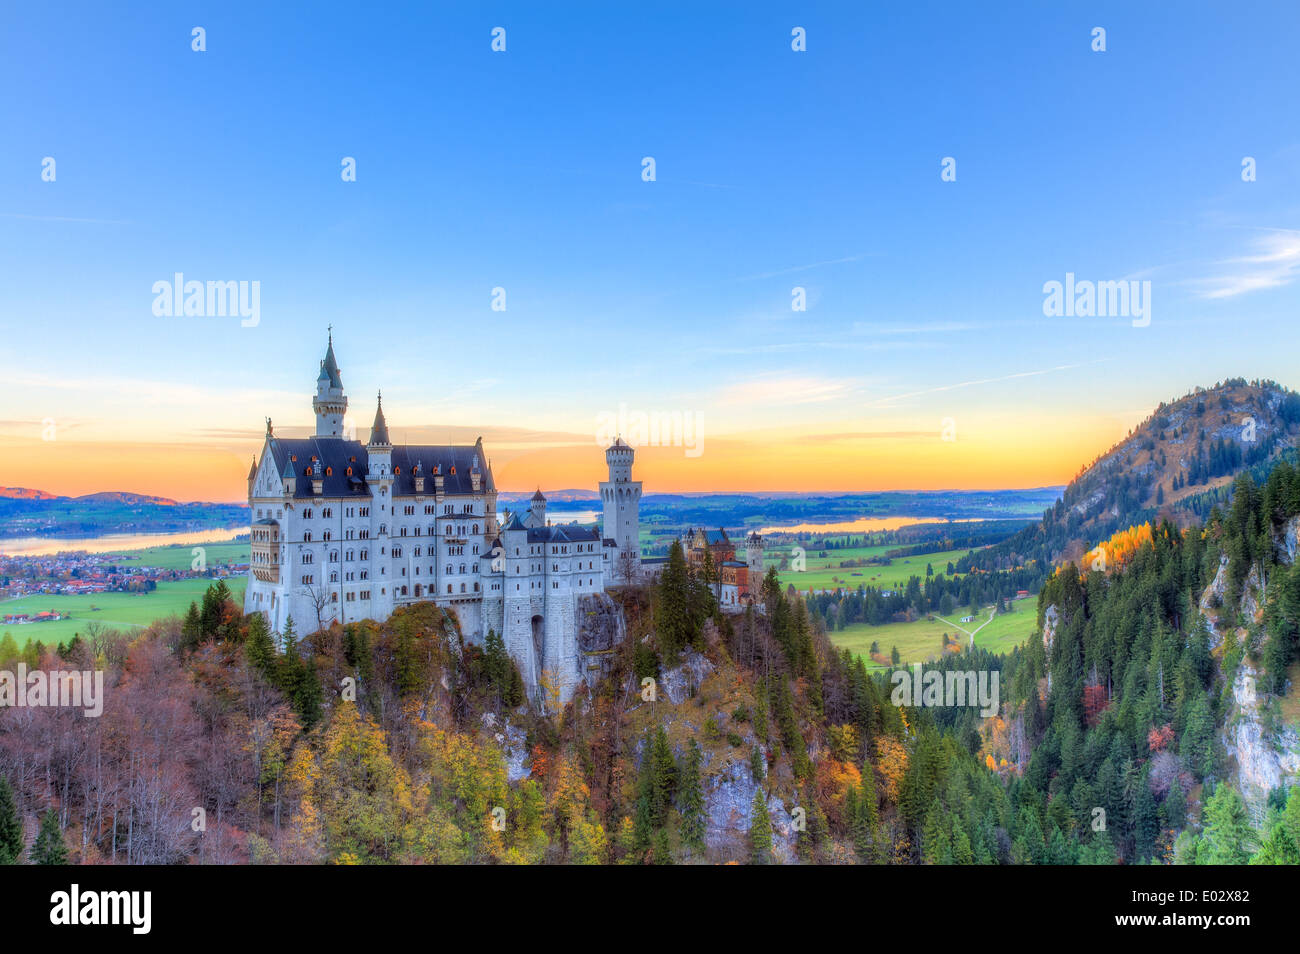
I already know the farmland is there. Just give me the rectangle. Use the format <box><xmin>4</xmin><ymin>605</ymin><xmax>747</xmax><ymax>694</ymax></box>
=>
<box><xmin>2</xmin><ymin>577</ymin><xmax>247</xmax><ymax>647</ymax></box>
<box><xmin>773</xmin><ymin>545</ymin><xmax>982</xmax><ymax>593</ymax></box>
<box><xmin>828</xmin><ymin>599</ymin><xmax>1038</xmax><ymax>669</ymax></box>
<box><xmin>2</xmin><ymin>539</ymin><xmax>251</xmax><ymax>647</ymax></box>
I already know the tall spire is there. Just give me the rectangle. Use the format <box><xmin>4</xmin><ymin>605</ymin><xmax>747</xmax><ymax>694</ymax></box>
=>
<box><xmin>369</xmin><ymin>391</ymin><xmax>391</xmax><ymax>446</ymax></box>
<box><xmin>313</xmin><ymin>331</ymin><xmax>348</xmax><ymax>437</ymax></box>
<box><xmin>318</xmin><ymin>331</ymin><xmax>343</xmax><ymax>389</ymax></box>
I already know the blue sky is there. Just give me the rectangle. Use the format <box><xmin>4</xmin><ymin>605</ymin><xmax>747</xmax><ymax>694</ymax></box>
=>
<box><xmin>2</xmin><ymin>1</ymin><xmax>1299</xmax><ymax>498</ymax></box>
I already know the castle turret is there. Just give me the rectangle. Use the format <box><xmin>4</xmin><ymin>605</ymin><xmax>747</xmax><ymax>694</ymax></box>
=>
<box><xmin>746</xmin><ymin>532</ymin><xmax>765</xmax><ymax>602</ymax></box>
<box><xmin>530</xmin><ymin>489</ymin><xmax>547</xmax><ymax>526</ymax></box>
<box><xmin>600</xmin><ymin>437</ymin><xmax>642</xmax><ymax>582</ymax></box>
<box><xmin>313</xmin><ymin>331</ymin><xmax>348</xmax><ymax>437</ymax></box>
<box><xmin>366</xmin><ymin>392</ymin><xmax>392</xmax><ymax>475</ymax></box>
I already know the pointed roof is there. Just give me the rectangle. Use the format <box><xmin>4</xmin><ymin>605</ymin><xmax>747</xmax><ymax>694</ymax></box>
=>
<box><xmin>247</xmin><ymin>457</ymin><xmax>258</xmax><ymax>480</ymax></box>
<box><xmin>532</xmin><ymin>488</ymin><xmax>546</xmax><ymax>502</ymax></box>
<box><xmin>369</xmin><ymin>392</ymin><xmax>391</xmax><ymax>446</ymax></box>
<box><xmin>318</xmin><ymin>331</ymin><xmax>343</xmax><ymax>388</ymax></box>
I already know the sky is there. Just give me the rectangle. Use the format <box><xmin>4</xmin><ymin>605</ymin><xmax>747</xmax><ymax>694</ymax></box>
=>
<box><xmin>2</xmin><ymin>1</ymin><xmax>1299</xmax><ymax>502</ymax></box>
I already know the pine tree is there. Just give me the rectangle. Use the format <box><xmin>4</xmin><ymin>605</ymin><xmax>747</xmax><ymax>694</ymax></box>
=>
<box><xmin>749</xmin><ymin>790</ymin><xmax>772</xmax><ymax>865</ymax></box>
<box><xmin>30</xmin><ymin>809</ymin><xmax>67</xmax><ymax>865</ymax></box>
<box><xmin>1200</xmin><ymin>784</ymin><xmax>1252</xmax><ymax>864</ymax></box>
<box><xmin>0</xmin><ymin>776</ymin><xmax>21</xmax><ymax>864</ymax></box>
<box><xmin>658</xmin><ymin>540</ymin><xmax>691</xmax><ymax>663</ymax></box>
<box><xmin>649</xmin><ymin>726</ymin><xmax>676</xmax><ymax>826</ymax></box>
<box><xmin>678</xmin><ymin>740</ymin><xmax>705</xmax><ymax>851</ymax></box>
<box><xmin>180</xmin><ymin>602</ymin><xmax>203</xmax><ymax>654</ymax></box>
<box><xmin>244</xmin><ymin>611</ymin><xmax>276</xmax><ymax>676</ymax></box>
<box><xmin>852</xmin><ymin>769</ymin><xmax>881</xmax><ymax>863</ymax></box>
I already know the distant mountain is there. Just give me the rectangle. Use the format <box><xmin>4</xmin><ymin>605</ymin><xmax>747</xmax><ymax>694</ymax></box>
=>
<box><xmin>0</xmin><ymin>488</ymin><xmax>246</xmax><ymax>541</ymax></box>
<box><xmin>0</xmin><ymin>487</ymin><xmax>61</xmax><ymax>500</ymax></box>
<box><xmin>498</xmin><ymin>489</ymin><xmax>599</xmax><ymax>504</ymax></box>
<box><xmin>0</xmin><ymin>488</ymin><xmax>182</xmax><ymax>505</ymax></box>
<box><xmin>966</xmin><ymin>378</ymin><xmax>1300</xmax><ymax>571</ymax></box>
<box><xmin>75</xmin><ymin>491</ymin><xmax>181</xmax><ymax>506</ymax></box>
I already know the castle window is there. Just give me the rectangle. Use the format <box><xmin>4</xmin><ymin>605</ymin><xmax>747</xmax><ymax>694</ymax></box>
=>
<box><xmin>346</xmin><ymin>467</ymin><xmax>353</xmax><ymax>476</ymax></box>
<box><xmin>325</xmin><ymin>466</ymin><xmax>333</xmax><ymax>476</ymax></box>
<box><xmin>395</xmin><ymin>466</ymin><xmax>401</xmax><ymax>475</ymax></box>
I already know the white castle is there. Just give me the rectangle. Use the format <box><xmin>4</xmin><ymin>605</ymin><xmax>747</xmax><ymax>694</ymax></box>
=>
<box><xmin>244</xmin><ymin>335</ymin><xmax>643</xmax><ymax>702</ymax></box>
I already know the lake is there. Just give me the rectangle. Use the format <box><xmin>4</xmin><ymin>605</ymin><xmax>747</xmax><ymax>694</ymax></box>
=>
<box><xmin>757</xmin><ymin>516</ymin><xmax>983</xmax><ymax>535</ymax></box>
<box><xmin>0</xmin><ymin>527</ymin><xmax>248</xmax><ymax>558</ymax></box>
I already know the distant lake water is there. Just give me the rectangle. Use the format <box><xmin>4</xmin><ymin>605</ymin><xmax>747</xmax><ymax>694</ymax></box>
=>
<box><xmin>757</xmin><ymin>516</ymin><xmax>983</xmax><ymax>535</ymax></box>
<box><xmin>0</xmin><ymin>511</ymin><xmax>603</xmax><ymax>558</ymax></box>
<box><xmin>0</xmin><ymin>527</ymin><xmax>247</xmax><ymax>558</ymax></box>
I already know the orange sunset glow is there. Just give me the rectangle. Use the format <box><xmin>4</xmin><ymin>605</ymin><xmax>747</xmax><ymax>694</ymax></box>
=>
<box><xmin>0</xmin><ymin>408</ymin><xmax>1126</xmax><ymax>501</ymax></box>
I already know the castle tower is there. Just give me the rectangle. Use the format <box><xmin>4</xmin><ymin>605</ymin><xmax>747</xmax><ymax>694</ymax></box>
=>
<box><xmin>366</xmin><ymin>393</ymin><xmax>394</xmax><ymax>619</ymax></box>
<box><xmin>530</xmin><ymin>489</ymin><xmax>547</xmax><ymax>526</ymax></box>
<box><xmin>313</xmin><ymin>331</ymin><xmax>348</xmax><ymax>437</ymax></box>
<box><xmin>366</xmin><ymin>392</ymin><xmax>393</xmax><ymax>476</ymax></box>
<box><xmin>746</xmin><ymin>532</ymin><xmax>765</xmax><ymax>601</ymax></box>
<box><xmin>600</xmin><ymin>438</ymin><xmax>642</xmax><ymax>582</ymax></box>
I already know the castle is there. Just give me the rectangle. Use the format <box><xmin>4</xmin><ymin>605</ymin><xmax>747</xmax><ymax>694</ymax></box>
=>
<box><xmin>243</xmin><ymin>335</ymin><xmax>644</xmax><ymax>702</ymax></box>
<box><xmin>681</xmin><ymin>527</ymin><xmax>765</xmax><ymax>609</ymax></box>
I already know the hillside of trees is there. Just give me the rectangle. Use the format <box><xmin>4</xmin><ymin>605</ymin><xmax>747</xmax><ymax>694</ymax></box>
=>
<box><xmin>966</xmin><ymin>379</ymin><xmax>1300</xmax><ymax>576</ymax></box>
<box><xmin>2</xmin><ymin>464</ymin><xmax>1300</xmax><ymax>864</ymax></box>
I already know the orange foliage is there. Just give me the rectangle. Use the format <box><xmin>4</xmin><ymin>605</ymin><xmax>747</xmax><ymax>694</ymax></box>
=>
<box><xmin>1081</xmin><ymin>522</ymin><xmax>1154</xmax><ymax>577</ymax></box>
<box><xmin>814</xmin><ymin>759</ymin><xmax>862</xmax><ymax>829</ymax></box>
<box><xmin>1148</xmin><ymin>723</ymin><xmax>1175</xmax><ymax>752</ymax></box>
<box><xmin>874</xmin><ymin>736</ymin><xmax>908</xmax><ymax>804</ymax></box>
<box><xmin>1083</xmin><ymin>683</ymin><xmax>1111</xmax><ymax>727</ymax></box>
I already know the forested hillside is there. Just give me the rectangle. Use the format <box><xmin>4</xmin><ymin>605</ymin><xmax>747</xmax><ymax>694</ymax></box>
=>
<box><xmin>968</xmin><ymin>379</ymin><xmax>1300</xmax><ymax>574</ymax></box>
<box><xmin>3</xmin><ymin>465</ymin><xmax>1300</xmax><ymax>864</ymax></box>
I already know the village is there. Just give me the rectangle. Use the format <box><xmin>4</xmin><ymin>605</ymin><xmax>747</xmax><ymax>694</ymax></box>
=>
<box><xmin>0</xmin><ymin>548</ymin><xmax>246</xmax><ymax>602</ymax></box>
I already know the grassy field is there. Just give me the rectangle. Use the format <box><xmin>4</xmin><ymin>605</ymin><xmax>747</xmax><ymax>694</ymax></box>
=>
<box><xmin>829</xmin><ymin>600</ymin><xmax>1038</xmax><ymax>669</ymax></box>
<box><xmin>2</xmin><ymin>578</ymin><xmax>247</xmax><ymax>647</ymax></box>
<box><xmin>775</xmin><ymin>545</ymin><xmax>980</xmax><ymax>593</ymax></box>
<box><xmin>117</xmin><ymin>541</ymin><xmax>250</xmax><ymax>570</ymax></box>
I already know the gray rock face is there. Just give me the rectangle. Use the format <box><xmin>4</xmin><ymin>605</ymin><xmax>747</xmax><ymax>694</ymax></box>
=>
<box><xmin>1041</xmin><ymin>604</ymin><xmax>1059</xmax><ymax>655</ymax></box>
<box><xmin>575</xmin><ymin>593</ymin><xmax>627</xmax><ymax>689</ymax></box>
<box><xmin>702</xmin><ymin>753</ymin><xmax>797</xmax><ymax>863</ymax></box>
<box><xmin>658</xmin><ymin>649</ymin><xmax>715</xmax><ymax>704</ymax></box>
<box><xmin>1278</xmin><ymin>515</ymin><xmax>1300</xmax><ymax>565</ymax></box>
<box><xmin>1221</xmin><ymin>665</ymin><xmax>1300</xmax><ymax>821</ymax></box>
<box><xmin>482</xmin><ymin>711</ymin><xmax>531</xmax><ymax>783</ymax></box>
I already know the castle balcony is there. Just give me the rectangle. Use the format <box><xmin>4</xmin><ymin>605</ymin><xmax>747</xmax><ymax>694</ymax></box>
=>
<box><xmin>252</xmin><ymin>565</ymin><xmax>280</xmax><ymax>584</ymax></box>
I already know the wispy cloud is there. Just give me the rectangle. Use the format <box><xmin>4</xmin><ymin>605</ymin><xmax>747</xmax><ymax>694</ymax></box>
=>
<box><xmin>865</xmin><ymin>360</ymin><xmax>1105</xmax><ymax>409</ymax></box>
<box><xmin>734</xmin><ymin>253</ymin><xmax>875</xmax><ymax>282</ymax></box>
<box><xmin>716</xmin><ymin>374</ymin><xmax>863</xmax><ymax>407</ymax></box>
<box><xmin>1189</xmin><ymin>228</ymin><xmax>1300</xmax><ymax>299</ymax></box>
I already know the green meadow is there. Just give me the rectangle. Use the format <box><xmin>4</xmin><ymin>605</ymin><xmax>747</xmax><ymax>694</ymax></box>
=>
<box><xmin>2</xmin><ymin>578</ymin><xmax>248</xmax><ymax>647</ymax></box>
<box><xmin>773</xmin><ymin>545</ymin><xmax>979</xmax><ymax>593</ymax></box>
<box><xmin>829</xmin><ymin>600</ymin><xmax>1038</xmax><ymax>669</ymax></box>
<box><xmin>118</xmin><ymin>541</ymin><xmax>250</xmax><ymax>570</ymax></box>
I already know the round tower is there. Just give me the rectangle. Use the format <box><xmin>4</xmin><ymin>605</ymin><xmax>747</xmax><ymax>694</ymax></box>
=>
<box><xmin>599</xmin><ymin>438</ymin><xmax>642</xmax><ymax>582</ymax></box>
<box><xmin>313</xmin><ymin>331</ymin><xmax>348</xmax><ymax>437</ymax></box>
